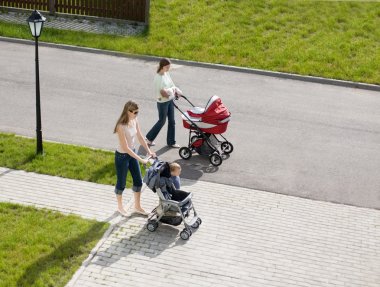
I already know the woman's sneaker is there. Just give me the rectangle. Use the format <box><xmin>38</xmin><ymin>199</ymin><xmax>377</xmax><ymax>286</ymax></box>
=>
<box><xmin>145</xmin><ymin>138</ymin><xmax>156</xmax><ymax>146</ymax></box>
<box><xmin>169</xmin><ymin>144</ymin><xmax>180</xmax><ymax>148</ymax></box>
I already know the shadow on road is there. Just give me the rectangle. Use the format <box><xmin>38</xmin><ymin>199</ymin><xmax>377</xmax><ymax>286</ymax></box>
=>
<box><xmin>137</xmin><ymin>145</ymin><xmax>231</xmax><ymax>184</ymax></box>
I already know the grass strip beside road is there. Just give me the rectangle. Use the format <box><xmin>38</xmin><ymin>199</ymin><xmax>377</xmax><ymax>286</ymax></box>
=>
<box><xmin>0</xmin><ymin>0</ymin><xmax>379</xmax><ymax>84</ymax></box>
<box><xmin>0</xmin><ymin>133</ymin><xmax>138</xmax><ymax>187</ymax></box>
<box><xmin>0</xmin><ymin>202</ymin><xmax>109</xmax><ymax>287</ymax></box>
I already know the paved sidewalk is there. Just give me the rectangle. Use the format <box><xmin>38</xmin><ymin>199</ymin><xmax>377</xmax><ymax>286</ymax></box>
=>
<box><xmin>0</xmin><ymin>167</ymin><xmax>379</xmax><ymax>287</ymax></box>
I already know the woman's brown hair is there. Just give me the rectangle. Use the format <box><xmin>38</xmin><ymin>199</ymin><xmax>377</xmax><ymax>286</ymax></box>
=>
<box><xmin>157</xmin><ymin>58</ymin><xmax>171</xmax><ymax>73</ymax></box>
<box><xmin>113</xmin><ymin>101</ymin><xmax>139</xmax><ymax>133</ymax></box>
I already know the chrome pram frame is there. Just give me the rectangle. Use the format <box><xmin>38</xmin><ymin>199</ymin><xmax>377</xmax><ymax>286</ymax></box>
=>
<box><xmin>146</xmin><ymin>160</ymin><xmax>202</xmax><ymax>240</ymax></box>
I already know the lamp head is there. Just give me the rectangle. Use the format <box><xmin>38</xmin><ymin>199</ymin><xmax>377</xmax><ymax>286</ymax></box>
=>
<box><xmin>27</xmin><ymin>10</ymin><xmax>46</xmax><ymax>38</ymax></box>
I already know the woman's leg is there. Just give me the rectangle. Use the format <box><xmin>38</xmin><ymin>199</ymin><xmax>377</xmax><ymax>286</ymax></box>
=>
<box><xmin>146</xmin><ymin>102</ymin><xmax>169</xmax><ymax>142</ymax></box>
<box><xmin>116</xmin><ymin>195</ymin><xmax>124</xmax><ymax>213</ymax></box>
<box><xmin>167</xmin><ymin>100</ymin><xmax>176</xmax><ymax>145</ymax></box>
<box><xmin>128</xmin><ymin>157</ymin><xmax>146</xmax><ymax>213</ymax></box>
<box><xmin>133</xmin><ymin>192</ymin><xmax>142</xmax><ymax>210</ymax></box>
<box><xmin>114</xmin><ymin>152</ymin><xmax>129</xmax><ymax>215</ymax></box>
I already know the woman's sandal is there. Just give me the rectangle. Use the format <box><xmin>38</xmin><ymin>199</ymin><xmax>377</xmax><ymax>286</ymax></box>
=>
<box><xmin>117</xmin><ymin>208</ymin><xmax>129</xmax><ymax>217</ymax></box>
<box><xmin>132</xmin><ymin>208</ymin><xmax>149</xmax><ymax>216</ymax></box>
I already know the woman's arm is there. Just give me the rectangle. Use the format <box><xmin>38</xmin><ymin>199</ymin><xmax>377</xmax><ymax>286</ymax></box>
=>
<box><xmin>116</xmin><ymin>125</ymin><xmax>146</xmax><ymax>163</ymax></box>
<box><xmin>156</xmin><ymin>73</ymin><xmax>175</xmax><ymax>98</ymax></box>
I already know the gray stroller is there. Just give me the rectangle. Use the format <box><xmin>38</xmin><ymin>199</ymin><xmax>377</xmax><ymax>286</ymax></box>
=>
<box><xmin>143</xmin><ymin>159</ymin><xmax>202</xmax><ymax>240</ymax></box>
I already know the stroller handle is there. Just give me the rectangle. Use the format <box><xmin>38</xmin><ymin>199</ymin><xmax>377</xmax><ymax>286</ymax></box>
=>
<box><xmin>174</xmin><ymin>94</ymin><xmax>195</xmax><ymax>107</ymax></box>
<box><xmin>145</xmin><ymin>155</ymin><xmax>158</xmax><ymax>165</ymax></box>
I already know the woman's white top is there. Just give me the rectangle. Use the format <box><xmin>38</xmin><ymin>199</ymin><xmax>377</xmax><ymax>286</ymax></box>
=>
<box><xmin>154</xmin><ymin>72</ymin><xmax>175</xmax><ymax>103</ymax></box>
<box><xmin>117</xmin><ymin>119</ymin><xmax>137</xmax><ymax>152</ymax></box>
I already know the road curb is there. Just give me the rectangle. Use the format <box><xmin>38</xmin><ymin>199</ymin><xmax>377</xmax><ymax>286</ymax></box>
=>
<box><xmin>1</xmin><ymin>36</ymin><xmax>379</xmax><ymax>92</ymax></box>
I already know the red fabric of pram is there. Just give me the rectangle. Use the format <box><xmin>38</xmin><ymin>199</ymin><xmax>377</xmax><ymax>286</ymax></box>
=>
<box><xmin>187</xmin><ymin>97</ymin><xmax>230</xmax><ymax>125</ymax></box>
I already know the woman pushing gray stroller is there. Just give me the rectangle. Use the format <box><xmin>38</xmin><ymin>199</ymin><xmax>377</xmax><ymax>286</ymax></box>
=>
<box><xmin>143</xmin><ymin>159</ymin><xmax>202</xmax><ymax>240</ymax></box>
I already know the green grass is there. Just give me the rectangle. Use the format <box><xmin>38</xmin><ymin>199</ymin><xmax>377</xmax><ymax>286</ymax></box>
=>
<box><xmin>0</xmin><ymin>0</ymin><xmax>379</xmax><ymax>84</ymax></box>
<box><xmin>0</xmin><ymin>133</ymin><xmax>139</xmax><ymax>187</ymax></box>
<box><xmin>0</xmin><ymin>202</ymin><xmax>109</xmax><ymax>287</ymax></box>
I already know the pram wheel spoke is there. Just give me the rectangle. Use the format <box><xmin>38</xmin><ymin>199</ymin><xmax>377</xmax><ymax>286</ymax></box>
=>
<box><xmin>179</xmin><ymin>147</ymin><xmax>192</xmax><ymax>160</ymax></box>
<box><xmin>210</xmin><ymin>153</ymin><xmax>223</xmax><ymax>166</ymax></box>
<box><xmin>221</xmin><ymin>141</ymin><xmax>234</xmax><ymax>154</ymax></box>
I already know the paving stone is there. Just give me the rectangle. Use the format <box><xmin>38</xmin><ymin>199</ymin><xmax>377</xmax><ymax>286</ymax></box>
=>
<box><xmin>0</xmin><ymin>167</ymin><xmax>379</xmax><ymax>287</ymax></box>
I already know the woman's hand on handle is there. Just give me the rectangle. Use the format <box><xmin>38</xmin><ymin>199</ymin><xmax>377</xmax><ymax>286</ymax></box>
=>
<box><xmin>149</xmin><ymin>151</ymin><xmax>157</xmax><ymax>159</ymax></box>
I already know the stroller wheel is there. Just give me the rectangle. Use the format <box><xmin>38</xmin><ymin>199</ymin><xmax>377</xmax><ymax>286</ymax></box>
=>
<box><xmin>221</xmin><ymin>141</ymin><xmax>234</xmax><ymax>154</ymax></box>
<box><xmin>191</xmin><ymin>221</ymin><xmax>200</xmax><ymax>229</ymax></box>
<box><xmin>197</xmin><ymin>218</ymin><xmax>202</xmax><ymax>225</ymax></box>
<box><xmin>147</xmin><ymin>220</ymin><xmax>158</xmax><ymax>232</ymax></box>
<box><xmin>179</xmin><ymin>147</ymin><xmax>192</xmax><ymax>160</ymax></box>
<box><xmin>180</xmin><ymin>229</ymin><xmax>191</xmax><ymax>240</ymax></box>
<box><xmin>210</xmin><ymin>153</ymin><xmax>223</xmax><ymax>166</ymax></box>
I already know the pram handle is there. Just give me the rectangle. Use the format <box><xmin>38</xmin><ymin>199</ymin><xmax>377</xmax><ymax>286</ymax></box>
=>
<box><xmin>174</xmin><ymin>94</ymin><xmax>195</xmax><ymax>107</ymax></box>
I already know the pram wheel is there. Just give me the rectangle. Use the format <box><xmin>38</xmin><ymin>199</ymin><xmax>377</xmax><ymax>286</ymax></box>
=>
<box><xmin>180</xmin><ymin>229</ymin><xmax>191</xmax><ymax>240</ymax></box>
<box><xmin>179</xmin><ymin>147</ymin><xmax>192</xmax><ymax>160</ymax></box>
<box><xmin>191</xmin><ymin>222</ymin><xmax>200</xmax><ymax>229</ymax></box>
<box><xmin>147</xmin><ymin>220</ymin><xmax>159</xmax><ymax>232</ymax></box>
<box><xmin>210</xmin><ymin>153</ymin><xmax>223</xmax><ymax>166</ymax></box>
<box><xmin>221</xmin><ymin>141</ymin><xmax>234</xmax><ymax>154</ymax></box>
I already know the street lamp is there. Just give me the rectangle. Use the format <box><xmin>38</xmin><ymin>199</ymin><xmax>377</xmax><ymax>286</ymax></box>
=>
<box><xmin>27</xmin><ymin>10</ymin><xmax>46</xmax><ymax>155</ymax></box>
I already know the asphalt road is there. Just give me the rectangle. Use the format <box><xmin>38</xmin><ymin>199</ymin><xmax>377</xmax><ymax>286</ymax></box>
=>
<box><xmin>1</xmin><ymin>40</ymin><xmax>379</xmax><ymax>209</ymax></box>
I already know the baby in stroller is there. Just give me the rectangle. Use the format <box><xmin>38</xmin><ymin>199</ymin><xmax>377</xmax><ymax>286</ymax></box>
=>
<box><xmin>159</xmin><ymin>162</ymin><xmax>187</xmax><ymax>201</ymax></box>
<box><xmin>144</xmin><ymin>159</ymin><xmax>202</xmax><ymax>240</ymax></box>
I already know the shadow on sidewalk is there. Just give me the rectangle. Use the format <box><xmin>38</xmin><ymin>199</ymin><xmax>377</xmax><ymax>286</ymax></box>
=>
<box><xmin>88</xmin><ymin>214</ymin><xmax>199</xmax><ymax>268</ymax></box>
<box><xmin>16</xmin><ymin>221</ymin><xmax>108</xmax><ymax>287</ymax></box>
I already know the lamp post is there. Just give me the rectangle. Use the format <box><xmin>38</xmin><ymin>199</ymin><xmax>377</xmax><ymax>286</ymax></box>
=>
<box><xmin>27</xmin><ymin>10</ymin><xmax>46</xmax><ymax>155</ymax></box>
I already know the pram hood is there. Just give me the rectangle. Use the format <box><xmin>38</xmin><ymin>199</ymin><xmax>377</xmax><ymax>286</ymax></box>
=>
<box><xmin>180</xmin><ymin>95</ymin><xmax>231</xmax><ymax>134</ymax></box>
<box><xmin>184</xmin><ymin>95</ymin><xmax>230</xmax><ymax>125</ymax></box>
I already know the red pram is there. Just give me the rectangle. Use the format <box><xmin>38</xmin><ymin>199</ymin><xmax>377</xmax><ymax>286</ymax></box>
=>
<box><xmin>174</xmin><ymin>95</ymin><xmax>234</xmax><ymax>166</ymax></box>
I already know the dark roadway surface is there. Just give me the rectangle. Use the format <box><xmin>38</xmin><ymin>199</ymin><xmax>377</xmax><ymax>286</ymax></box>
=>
<box><xmin>1</xmin><ymin>40</ymin><xmax>379</xmax><ymax>209</ymax></box>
